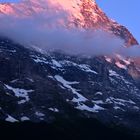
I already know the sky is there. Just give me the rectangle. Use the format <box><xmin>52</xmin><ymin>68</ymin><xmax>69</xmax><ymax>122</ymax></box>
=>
<box><xmin>0</xmin><ymin>0</ymin><xmax>20</xmax><ymax>2</ymax></box>
<box><xmin>96</xmin><ymin>0</ymin><xmax>140</xmax><ymax>43</ymax></box>
<box><xmin>0</xmin><ymin>0</ymin><xmax>139</xmax><ymax>43</ymax></box>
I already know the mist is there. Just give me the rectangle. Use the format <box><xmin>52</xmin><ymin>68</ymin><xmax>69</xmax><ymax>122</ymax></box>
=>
<box><xmin>0</xmin><ymin>10</ymin><xmax>140</xmax><ymax>58</ymax></box>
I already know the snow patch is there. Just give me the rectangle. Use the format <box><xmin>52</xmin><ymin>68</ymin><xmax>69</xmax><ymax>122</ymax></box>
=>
<box><xmin>92</xmin><ymin>100</ymin><xmax>104</xmax><ymax>104</ymax></box>
<box><xmin>106</xmin><ymin>97</ymin><xmax>136</xmax><ymax>107</ymax></box>
<box><xmin>48</xmin><ymin>108</ymin><xmax>59</xmax><ymax>112</ymax></box>
<box><xmin>105</xmin><ymin>56</ymin><xmax>112</xmax><ymax>63</ymax></box>
<box><xmin>52</xmin><ymin>59</ymin><xmax>62</xmax><ymax>68</ymax></box>
<box><xmin>35</xmin><ymin>112</ymin><xmax>45</xmax><ymax>117</ymax></box>
<box><xmin>76</xmin><ymin>104</ymin><xmax>104</xmax><ymax>113</ymax></box>
<box><xmin>54</xmin><ymin>75</ymin><xmax>104</xmax><ymax>113</ymax></box>
<box><xmin>21</xmin><ymin>116</ymin><xmax>30</xmax><ymax>121</ymax></box>
<box><xmin>95</xmin><ymin>92</ymin><xmax>103</xmax><ymax>96</ymax></box>
<box><xmin>115</xmin><ymin>61</ymin><xmax>127</xmax><ymax>70</ymax></box>
<box><xmin>116</xmin><ymin>54</ymin><xmax>131</xmax><ymax>65</ymax></box>
<box><xmin>109</xmin><ymin>70</ymin><xmax>120</xmax><ymax>77</ymax></box>
<box><xmin>31</xmin><ymin>55</ymin><xmax>48</xmax><ymax>64</ymax></box>
<box><xmin>5</xmin><ymin>115</ymin><xmax>18</xmax><ymax>123</ymax></box>
<box><xmin>10</xmin><ymin>79</ymin><xmax>18</xmax><ymax>83</ymax></box>
<box><xmin>78</xmin><ymin>64</ymin><xmax>98</xmax><ymax>74</ymax></box>
<box><xmin>59</xmin><ymin>60</ymin><xmax>98</xmax><ymax>74</ymax></box>
<box><xmin>113</xmin><ymin>106</ymin><xmax>122</xmax><ymax>110</ymax></box>
<box><xmin>109</xmin><ymin>70</ymin><xmax>132</xmax><ymax>85</ymax></box>
<box><xmin>26</xmin><ymin>78</ymin><xmax>34</xmax><ymax>82</ymax></box>
<box><xmin>5</xmin><ymin>84</ymin><xmax>34</xmax><ymax>104</ymax></box>
<box><xmin>54</xmin><ymin>75</ymin><xmax>87</xmax><ymax>102</ymax></box>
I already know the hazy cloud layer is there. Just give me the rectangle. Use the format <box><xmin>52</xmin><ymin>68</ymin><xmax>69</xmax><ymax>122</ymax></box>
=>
<box><xmin>0</xmin><ymin>8</ymin><xmax>139</xmax><ymax>57</ymax></box>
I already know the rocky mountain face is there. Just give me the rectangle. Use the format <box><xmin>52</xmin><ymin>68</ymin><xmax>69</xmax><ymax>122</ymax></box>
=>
<box><xmin>0</xmin><ymin>0</ymin><xmax>140</xmax><ymax>139</ymax></box>
<box><xmin>0</xmin><ymin>37</ymin><xmax>140</xmax><ymax>136</ymax></box>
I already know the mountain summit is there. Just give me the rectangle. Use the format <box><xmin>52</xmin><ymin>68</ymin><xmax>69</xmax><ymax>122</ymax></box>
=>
<box><xmin>0</xmin><ymin>0</ymin><xmax>138</xmax><ymax>46</ymax></box>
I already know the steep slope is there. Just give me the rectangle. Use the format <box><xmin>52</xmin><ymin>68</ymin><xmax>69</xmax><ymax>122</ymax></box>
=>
<box><xmin>0</xmin><ymin>37</ymin><xmax>140</xmax><ymax>135</ymax></box>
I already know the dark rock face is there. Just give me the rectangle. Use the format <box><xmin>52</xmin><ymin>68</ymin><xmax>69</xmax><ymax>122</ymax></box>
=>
<box><xmin>0</xmin><ymin>37</ymin><xmax>140</xmax><ymax>137</ymax></box>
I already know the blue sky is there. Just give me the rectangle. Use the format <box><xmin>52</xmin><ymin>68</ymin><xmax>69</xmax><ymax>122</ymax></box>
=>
<box><xmin>0</xmin><ymin>0</ymin><xmax>20</xmax><ymax>2</ymax></box>
<box><xmin>1</xmin><ymin>0</ymin><xmax>139</xmax><ymax>43</ymax></box>
<box><xmin>96</xmin><ymin>0</ymin><xmax>140</xmax><ymax>43</ymax></box>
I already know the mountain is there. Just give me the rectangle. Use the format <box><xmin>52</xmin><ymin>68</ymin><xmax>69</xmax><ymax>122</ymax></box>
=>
<box><xmin>0</xmin><ymin>0</ymin><xmax>140</xmax><ymax>139</ymax></box>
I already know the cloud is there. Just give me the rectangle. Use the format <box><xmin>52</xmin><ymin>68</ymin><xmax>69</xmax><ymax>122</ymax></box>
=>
<box><xmin>0</xmin><ymin>4</ymin><xmax>139</xmax><ymax>58</ymax></box>
<box><xmin>120</xmin><ymin>45</ymin><xmax>140</xmax><ymax>57</ymax></box>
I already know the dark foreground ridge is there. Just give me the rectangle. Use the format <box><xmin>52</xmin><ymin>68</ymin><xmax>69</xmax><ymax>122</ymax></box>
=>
<box><xmin>0</xmin><ymin>118</ymin><xmax>139</xmax><ymax>140</ymax></box>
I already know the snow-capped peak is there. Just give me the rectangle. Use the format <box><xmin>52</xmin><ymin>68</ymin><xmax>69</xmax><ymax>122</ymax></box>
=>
<box><xmin>0</xmin><ymin>0</ymin><xmax>138</xmax><ymax>46</ymax></box>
